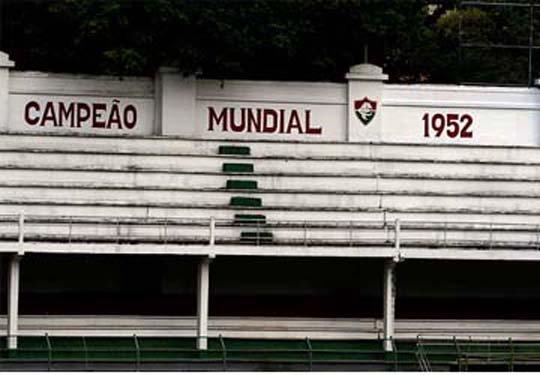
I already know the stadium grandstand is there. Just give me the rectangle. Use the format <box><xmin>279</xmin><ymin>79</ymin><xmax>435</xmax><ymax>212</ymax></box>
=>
<box><xmin>1</xmin><ymin>50</ymin><xmax>540</xmax><ymax>371</ymax></box>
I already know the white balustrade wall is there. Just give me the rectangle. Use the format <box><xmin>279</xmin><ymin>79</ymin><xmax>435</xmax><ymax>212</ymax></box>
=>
<box><xmin>1</xmin><ymin>51</ymin><xmax>540</xmax><ymax>146</ymax></box>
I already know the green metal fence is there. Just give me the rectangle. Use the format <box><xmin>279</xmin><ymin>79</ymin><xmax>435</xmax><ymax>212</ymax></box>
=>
<box><xmin>1</xmin><ymin>335</ymin><xmax>540</xmax><ymax>371</ymax></box>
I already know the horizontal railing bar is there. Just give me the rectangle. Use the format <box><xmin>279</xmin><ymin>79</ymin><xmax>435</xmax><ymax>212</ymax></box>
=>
<box><xmin>2</xmin><ymin>214</ymin><xmax>540</xmax><ymax>254</ymax></box>
<box><xmin>1</xmin><ymin>214</ymin><xmax>539</xmax><ymax>230</ymax></box>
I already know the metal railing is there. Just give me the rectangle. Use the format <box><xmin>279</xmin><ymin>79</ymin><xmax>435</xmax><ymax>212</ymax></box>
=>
<box><xmin>416</xmin><ymin>337</ymin><xmax>432</xmax><ymax>372</ymax></box>
<box><xmin>2</xmin><ymin>334</ymin><xmax>540</xmax><ymax>371</ymax></box>
<box><xmin>0</xmin><ymin>334</ymin><xmax>396</xmax><ymax>371</ymax></box>
<box><xmin>417</xmin><ymin>336</ymin><xmax>540</xmax><ymax>371</ymax></box>
<box><xmin>1</xmin><ymin>213</ymin><xmax>540</xmax><ymax>250</ymax></box>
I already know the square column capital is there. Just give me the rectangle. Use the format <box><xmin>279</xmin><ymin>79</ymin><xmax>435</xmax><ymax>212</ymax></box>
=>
<box><xmin>0</xmin><ymin>52</ymin><xmax>15</xmax><ymax>68</ymax></box>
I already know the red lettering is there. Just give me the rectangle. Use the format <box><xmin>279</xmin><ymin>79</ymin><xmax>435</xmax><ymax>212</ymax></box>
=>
<box><xmin>92</xmin><ymin>103</ymin><xmax>107</xmax><ymax>128</ymax></box>
<box><xmin>422</xmin><ymin>112</ymin><xmax>474</xmax><ymax>139</ymax></box>
<box><xmin>24</xmin><ymin>100</ymin><xmax>140</xmax><ymax>131</ymax></box>
<box><xmin>24</xmin><ymin>101</ymin><xmax>40</xmax><ymax>126</ymax></box>
<box><xmin>286</xmin><ymin>110</ymin><xmax>303</xmax><ymax>134</ymax></box>
<box><xmin>207</xmin><ymin>106</ymin><xmax>322</xmax><ymax>136</ymax></box>
<box><xmin>76</xmin><ymin>103</ymin><xmax>90</xmax><ymax>128</ymax></box>
<box><xmin>305</xmin><ymin>110</ymin><xmax>322</xmax><ymax>135</ymax></box>
<box><xmin>107</xmin><ymin>104</ymin><xmax>121</xmax><ymax>128</ymax></box>
<box><xmin>58</xmin><ymin>102</ymin><xmax>74</xmax><ymax>127</ymax></box>
<box><xmin>40</xmin><ymin>102</ymin><xmax>58</xmax><ymax>127</ymax></box>
<box><xmin>123</xmin><ymin>105</ymin><xmax>137</xmax><ymax>129</ymax></box>
<box><xmin>208</xmin><ymin>107</ymin><xmax>228</xmax><ymax>131</ymax></box>
<box><xmin>460</xmin><ymin>114</ymin><xmax>473</xmax><ymax>138</ymax></box>
<box><xmin>247</xmin><ymin>108</ymin><xmax>261</xmax><ymax>132</ymax></box>
<box><xmin>229</xmin><ymin>108</ymin><xmax>246</xmax><ymax>132</ymax></box>
<box><xmin>263</xmin><ymin>109</ymin><xmax>278</xmax><ymax>133</ymax></box>
<box><xmin>279</xmin><ymin>109</ymin><xmax>285</xmax><ymax>133</ymax></box>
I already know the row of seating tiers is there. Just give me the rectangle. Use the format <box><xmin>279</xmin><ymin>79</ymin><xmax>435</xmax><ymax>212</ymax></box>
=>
<box><xmin>0</xmin><ymin>133</ymin><xmax>539</xmax><ymax>249</ymax></box>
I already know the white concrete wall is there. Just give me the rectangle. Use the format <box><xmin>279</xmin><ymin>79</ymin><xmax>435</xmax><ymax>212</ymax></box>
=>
<box><xmin>2</xmin><ymin>53</ymin><xmax>540</xmax><ymax>147</ymax></box>
<box><xmin>0</xmin><ymin>52</ymin><xmax>15</xmax><ymax>132</ymax></box>
<box><xmin>381</xmin><ymin>84</ymin><xmax>540</xmax><ymax>146</ymax></box>
<box><xmin>7</xmin><ymin>71</ymin><xmax>155</xmax><ymax>136</ymax></box>
<box><xmin>195</xmin><ymin>79</ymin><xmax>347</xmax><ymax>141</ymax></box>
<box><xmin>156</xmin><ymin>68</ymin><xmax>196</xmax><ymax>136</ymax></box>
<box><xmin>188</xmin><ymin>80</ymin><xmax>540</xmax><ymax>146</ymax></box>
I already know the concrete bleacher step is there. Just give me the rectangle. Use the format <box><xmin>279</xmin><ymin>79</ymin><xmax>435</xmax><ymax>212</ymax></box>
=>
<box><xmin>4</xmin><ymin>134</ymin><xmax>540</xmax><ymax>164</ymax></box>
<box><xmin>2</xmin><ymin>169</ymin><xmax>540</xmax><ymax>196</ymax></box>
<box><xmin>234</xmin><ymin>214</ymin><xmax>267</xmax><ymax>224</ymax></box>
<box><xmin>1</xmin><ymin>134</ymin><xmax>540</xmax><ymax>254</ymax></box>
<box><xmin>2</xmin><ymin>151</ymin><xmax>539</xmax><ymax>181</ymax></box>
<box><xmin>240</xmin><ymin>231</ymin><xmax>274</xmax><ymax>244</ymax></box>
<box><xmin>2</xmin><ymin>203</ymin><xmax>539</xmax><ymax>227</ymax></box>
<box><xmin>3</xmin><ymin>186</ymin><xmax>540</xmax><ymax>213</ymax></box>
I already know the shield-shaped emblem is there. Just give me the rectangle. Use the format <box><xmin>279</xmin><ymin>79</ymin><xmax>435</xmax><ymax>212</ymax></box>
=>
<box><xmin>354</xmin><ymin>97</ymin><xmax>378</xmax><ymax>126</ymax></box>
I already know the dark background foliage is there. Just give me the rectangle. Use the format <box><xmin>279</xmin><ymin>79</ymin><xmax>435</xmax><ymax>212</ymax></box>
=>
<box><xmin>1</xmin><ymin>0</ymin><xmax>539</xmax><ymax>84</ymax></box>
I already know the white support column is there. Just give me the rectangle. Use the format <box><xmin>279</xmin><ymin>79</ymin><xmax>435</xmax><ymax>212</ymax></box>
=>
<box><xmin>155</xmin><ymin>68</ymin><xmax>196</xmax><ymax>136</ymax></box>
<box><xmin>345</xmin><ymin>63</ymin><xmax>387</xmax><ymax>142</ymax></box>
<box><xmin>383</xmin><ymin>259</ymin><xmax>396</xmax><ymax>352</ymax></box>
<box><xmin>196</xmin><ymin>257</ymin><xmax>211</xmax><ymax>350</ymax></box>
<box><xmin>7</xmin><ymin>254</ymin><xmax>21</xmax><ymax>350</ymax></box>
<box><xmin>18</xmin><ymin>213</ymin><xmax>24</xmax><ymax>246</ymax></box>
<box><xmin>209</xmin><ymin>217</ymin><xmax>215</xmax><ymax>246</ymax></box>
<box><xmin>0</xmin><ymin>51</ymin><xmax>15</xmax><ymax>132</ymax></box>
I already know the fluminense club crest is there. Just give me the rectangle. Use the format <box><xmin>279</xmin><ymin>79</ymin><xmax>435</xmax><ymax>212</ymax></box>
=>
<box><xmin>354</xmin><ymin>97</ymin><xmax>377</xmax><ymax>126</ymax></box>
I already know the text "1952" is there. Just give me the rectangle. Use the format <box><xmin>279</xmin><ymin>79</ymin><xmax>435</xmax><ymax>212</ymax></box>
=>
<box><xmin>422</xmin><ymin>113</ymin><xmax>473</xmax><ymax>139</ymax></box>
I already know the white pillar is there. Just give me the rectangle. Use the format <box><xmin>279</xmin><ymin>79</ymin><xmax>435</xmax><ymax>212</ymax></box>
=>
<box><xmin>345</xmin><ymin>64</ymin><xmax>387</xmax><ymax>142</ymax></box>
<box><xmin>0</xmin><ymin>51</ymin><xmax>15</xmax><ymax>132</ymax></box>
<box><xmin>383</xmin><ymin>259</ymin><xmax>396</xmax><ymax>352</ymax></box>
<box><xmin>155</xmin><ymin>68</ymin><xmax>196</xmax><ymax>136</ymax></box>
<box><xmin>196</xmin><ymin>257</ymin><xmax>211</xmax><ymax>350</ymax></box>
<box><xmin>7</xmin><ymin>254</ymin><xmax>21</xmax><ymax>350</ymax></box>
<box><xmin>209</xmin><ymin>217</ymin><xmax>215</xmax><ymax>246</ymax></box>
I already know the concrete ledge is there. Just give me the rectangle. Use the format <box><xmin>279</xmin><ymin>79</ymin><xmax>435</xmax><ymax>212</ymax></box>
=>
<box><xmin>0</xmin><ymin>242</ymin><xmax>398</xmax><ymax>258</ymax></box>
<box><xmin>0</xmin><ymin>315</ymin><xmax>537</xmax><ymax>341</ymax></box>
<box><xmin>1</xmin><ymin>242</ymin><xmax>540</xmax><ymax>260</ymax></box>
<box><xmin>0</xmin><ymin>181</ymin><xmax>538</xmax><ymax>199</ymax></box>
<box><xmin>2</xmin><ymin>133</ymin><xmax>540</xmax><ymax>164</ymax></box>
